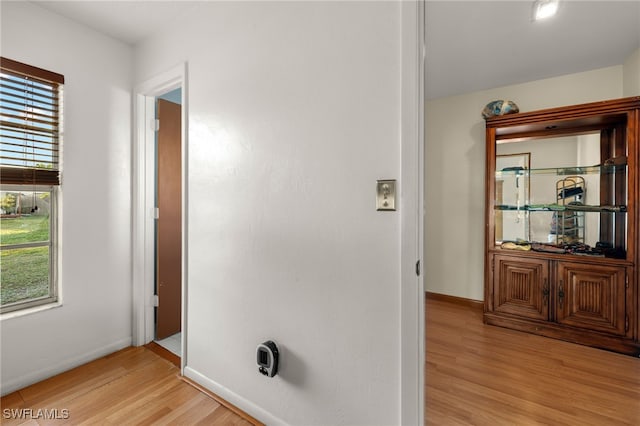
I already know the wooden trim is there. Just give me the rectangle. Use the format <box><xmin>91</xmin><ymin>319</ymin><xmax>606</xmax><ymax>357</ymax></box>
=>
<box><xmin>144</xmin><ymin>341</ymin><xmax>180</xmax><ymax>368</ymax></box>
<box><xmin>485</xmin><ymin>96</ymin><xmax>640</xmax><ymax>128</ymax></box>
<box><xmin>1</xmin><ymin>57</ymin><xmax>64</xmax><ymax>84</ymax></box>
<box><xmin>425</xmin><ymin>291</ymin><xmax>484</xmax><ymax>311</ymax></box>
<box><xmin>0</xmin><ymin>58</ymin><xmax>62</xmax><ymax>185</ymax></box>
<box><xmin>0</xmin><ymin>166</ymin><xmax>59</xmax><ymax>186</ymax></box>
<box><xmin>484</xmin><ymin>312</ymin><xmax>640</xmax><ymax>356</ymax></box>
<box><xmin>180</xmin><ymin>376</ymin><xmax>265</xmax><ymax>426</ymax></box>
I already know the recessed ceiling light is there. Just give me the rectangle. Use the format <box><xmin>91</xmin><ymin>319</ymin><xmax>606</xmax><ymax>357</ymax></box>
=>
<box><xmin>533</xmin><ymin>0</ymin><xmax>559</xmax><ymax>21</ymax></box>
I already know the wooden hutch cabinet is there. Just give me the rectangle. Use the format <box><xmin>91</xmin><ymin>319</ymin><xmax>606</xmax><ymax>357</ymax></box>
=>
<box><xmin>484</xmin><ymin>97</ymin><xmax>640</xmax><ymax>356</ymax></box>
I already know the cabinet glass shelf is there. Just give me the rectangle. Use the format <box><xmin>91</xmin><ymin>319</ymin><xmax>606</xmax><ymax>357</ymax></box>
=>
<box><xmin>495</xmin><ymin>204</ymin><xmax>627</xmax><ymax>213</ymax></box>
<box><xmin>495</xmin><ymin>163</ymin><xmax>625</xmax><ymax>178</ymax></box>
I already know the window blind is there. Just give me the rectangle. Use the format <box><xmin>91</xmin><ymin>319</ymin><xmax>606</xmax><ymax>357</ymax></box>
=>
<box><xmin>0</xmin><ymin>57</ymin><xmax>64</xmax><ymax>185</ymax></box>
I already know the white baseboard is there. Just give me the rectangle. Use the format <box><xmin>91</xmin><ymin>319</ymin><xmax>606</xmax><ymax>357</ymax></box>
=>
<box><xmin>0</xmin><ymin>336</ymin><xmax>132</xmax><ymax>396</ymax></box>
<box><xmin>184</xmin><ymin>366</ymin><xmax>288</xmax><ymax>426</ymax></box>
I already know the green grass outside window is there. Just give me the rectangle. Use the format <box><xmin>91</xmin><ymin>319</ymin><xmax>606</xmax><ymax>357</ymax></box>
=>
<box><xmin>1</xmin><ymin>215</ymin><xmax>51</xmax><ymax>306</ymax></box>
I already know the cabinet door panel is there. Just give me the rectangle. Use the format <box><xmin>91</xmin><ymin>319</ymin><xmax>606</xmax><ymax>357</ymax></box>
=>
<box><xmin>557</xmin><ymin>262</ymin><xmax>626</xmax><ymax>336</ymax></box>
<box><xmin>494</xmin><ymin>255</ymin><xmax>549</xmax><ymax>320</ymax></box>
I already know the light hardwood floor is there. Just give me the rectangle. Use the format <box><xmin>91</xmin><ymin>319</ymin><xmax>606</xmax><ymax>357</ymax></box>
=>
<box><xmin>426</xmin><ymin>297</ymin><xmax>640</xmax><ymax>425</ymax></box>
<box><xmin>0</xmin><ymin>346</ymin><xmax>253</xmax><ymax>425</ymax></box>
<box><xmin>3</xmin><ymin>300</ymin><xmax>638</xmax><ymax>425</ymax></box>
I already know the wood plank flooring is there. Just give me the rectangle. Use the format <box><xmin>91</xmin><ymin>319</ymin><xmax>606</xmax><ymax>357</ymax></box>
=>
<box><xmin>0</xmin><ymin>346</ymin><xmax>253</xmax><ymax>425</ymax></box>
<box><xmin>426</xmin><ymin>297</ymin><xmax>640</xmax><ymax>425</ymax></box>
<box><xmin>3</xmin><ymin>300</ymin><xmax>639</xmax><ymax>425</ymax></box>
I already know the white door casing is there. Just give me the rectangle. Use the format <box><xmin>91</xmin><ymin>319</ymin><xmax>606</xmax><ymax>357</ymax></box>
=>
<box><xmin>132</xmin><ymin>63</ymin><xmax>188</xmax><ymax>373</ymax></box>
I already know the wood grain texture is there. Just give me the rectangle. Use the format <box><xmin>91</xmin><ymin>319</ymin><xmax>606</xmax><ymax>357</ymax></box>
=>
<box><xmin>0</xmin><ymin>347</ymin><xmax>254</xmax><ymax>426</ymax></box>
<box><xmin>425</xmin><ymin>291</ymin><xmax>483</xmax><ymax>311</ymax></box>
<box><xmin>4</xmin><ymin>298</ymin><xmax>638</xmax><ymax>425</ymax></box>
<box><xmin>426</xmin><ymin>296</ymin><xmax>640</xmax><ymax>425</ymax></box>
<box><xmin>180</xmin><ymin>377</ymin><xmax>264</xmax><ymax>426</ymax></box>
<box><xmin>144</xmin><ymin>341</ymin><xmax>180</xmax><ymax>368</ymax></box>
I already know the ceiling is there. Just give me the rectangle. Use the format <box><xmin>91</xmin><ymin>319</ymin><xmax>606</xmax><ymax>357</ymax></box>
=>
<box><xmin>29</xmin><ymin>1</ymin><xmax>640</xmax><ymax>100</ymax></box>
<box><xmin>426</xmin><ymin>1</ymin><xmax>640</xmax><ymax>99</ymax></box>
<box><xmin>31</xmin><ymin>1</ymin><xmax>201</xmax><ymax>46</ymax></box>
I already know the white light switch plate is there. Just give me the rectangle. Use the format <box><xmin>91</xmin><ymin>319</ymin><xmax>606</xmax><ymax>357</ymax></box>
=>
<box><xmin>376</xmin><ymin>180</ymin><xmax>396</xmax><ymax>211</ymax></box>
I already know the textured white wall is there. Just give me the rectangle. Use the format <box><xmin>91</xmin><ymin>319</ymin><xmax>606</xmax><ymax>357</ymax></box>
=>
<box><xmin>623</xmin><ymin>48</ymin><xmax>640</xmax><ymax>96</ymax></box>
<box><xmin>424</xmin><ymin>66</ymin><xmax>624</xmax><ymax>300</ymax></box>
<box><xmin>0</xmin><ymin>2</ymin><xmax>133</xmax><ymax>394</ymax></box>
<box><xmin>136</xmin><ymin>2</ymin><xmax>402</xmax><ymax>425</ymax></box>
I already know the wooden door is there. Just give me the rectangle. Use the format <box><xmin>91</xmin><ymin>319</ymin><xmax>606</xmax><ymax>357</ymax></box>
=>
<box><xmin>156</xmin><ymin>99</ymin><xmax>182</xmax><ymax>340</ymax></box>
<box><xmin>556</xmin><ymin>262</ymin><xmax>627</xmax><ymax>336</ymax></box>
<box><xmin>493</xmin><ymin>255</ymin><xmax>549</xmax><ymax>321</ymax></box>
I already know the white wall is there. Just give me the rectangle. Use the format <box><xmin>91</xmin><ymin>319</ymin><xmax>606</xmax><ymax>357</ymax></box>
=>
<box><xmin>0</xmin><ymin>2</ymin><xmax>133</xmax><ymax>394</ymax></box>
<box><xmin>623</xmin><ymin>48</ymin><xmax>640</xmax><ymax>96</ymax></box>
<box><xmin>425</xmin><ymin>66</ymin><xmax>623</xmax><ymax>300</ymax></box>
<box><xmin>136</xmin><ymin>2</ymin><xmax>402</xmax><ymax>425</ymax></box>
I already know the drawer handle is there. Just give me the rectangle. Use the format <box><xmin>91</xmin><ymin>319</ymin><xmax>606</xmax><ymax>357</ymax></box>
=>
<box><xmin>542</xmin><ymin>278</ymin><xmax>549</xmax><ymax>298</ymax></box>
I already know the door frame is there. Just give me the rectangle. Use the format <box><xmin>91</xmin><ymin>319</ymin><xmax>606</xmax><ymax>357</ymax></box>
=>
<box><xmin>133</xmin><ymin>63</ymin><xmax>188</xmax><ymax>372</ymax></box>
<box><xmin>400</xmin><ymin>1</ymin><xmax>425</xmax><ymax>424</ymax></box>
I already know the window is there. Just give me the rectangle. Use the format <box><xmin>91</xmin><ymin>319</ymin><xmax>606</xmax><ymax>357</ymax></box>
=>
<box><xmin>1</xmin><ymin>58</ymin><xmax>63</xmax><ymax>313</ymax></box>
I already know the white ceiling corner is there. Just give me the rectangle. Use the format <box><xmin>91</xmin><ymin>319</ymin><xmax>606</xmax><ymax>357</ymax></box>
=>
<box><xmin>30</xmin><ymin>0</ymin><xmax>200</xmax><ymax>46</ymax></box>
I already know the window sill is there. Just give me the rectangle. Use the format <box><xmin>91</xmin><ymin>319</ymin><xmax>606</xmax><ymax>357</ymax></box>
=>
<box><xmin>0</xmin><ymin>301</ymin><xmax>63</xmax><ymax>321</ymax></box>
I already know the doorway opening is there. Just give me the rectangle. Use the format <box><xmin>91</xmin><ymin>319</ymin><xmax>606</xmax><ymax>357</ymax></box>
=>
<box><xmin>132</xmin><ymin>63</ymin><xmax>187</xmax><ymax>372</ymax></box>
<box><xmin>154</xmin><ymin>88</ymin><xmax>183</xmax><ymax>357</ymax></box>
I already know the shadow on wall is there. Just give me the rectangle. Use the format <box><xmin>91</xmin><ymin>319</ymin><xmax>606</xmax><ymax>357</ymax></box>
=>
<box><xmin>276</xmin><ymin>344</ymin><xmax>307</xmax><ymax>388</ymax></box>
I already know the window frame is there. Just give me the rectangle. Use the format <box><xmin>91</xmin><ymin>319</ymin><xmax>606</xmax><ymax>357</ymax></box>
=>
<box><xmin>1</xmin><ymin>57</ymin><xmax>63</xmax><ymax>314</ymax></box>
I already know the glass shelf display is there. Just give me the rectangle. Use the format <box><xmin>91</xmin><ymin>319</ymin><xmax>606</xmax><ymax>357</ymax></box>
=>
<box><xmin>495</xmin><ymin>162</ymin><xmax>626</xmax><ymax>178</ymax></box>
<box><xmin>493</xmin><ymin>131</ymin><xmax>627</xmax><ymax>253</ymax></box>
<box><xmin>494</xmin><ymin>204</ymin><xmax>626</xmax><ymax>212</ymax></box>
<box><xmin>484</xmin><ymin>96</ymin><xmax>640</xmax><ymax>357</ymax></box>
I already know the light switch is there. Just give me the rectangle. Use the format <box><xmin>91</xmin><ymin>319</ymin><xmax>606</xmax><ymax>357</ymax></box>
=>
<box><xmin>376</xmin><ymin>180</ymin><xmax>396</xmax><ymax>211</ymax></box>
